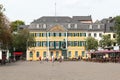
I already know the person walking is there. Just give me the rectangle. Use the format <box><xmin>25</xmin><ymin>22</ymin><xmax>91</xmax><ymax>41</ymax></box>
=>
<box><xmin>52</xmin><ymin>55</ymin><xmax>54</xmax><ymax>63</ymax></box>
<box><xmin>39</xmin><ymin>56</ymin><xmax>41</xmax><ymax>63</ymax></box>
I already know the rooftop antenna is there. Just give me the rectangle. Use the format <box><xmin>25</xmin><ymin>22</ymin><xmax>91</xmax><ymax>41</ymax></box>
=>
<box><xmin>55</xmin><ymin>0</ymin><xmax>56</xmax><ymax>16</ymax></box>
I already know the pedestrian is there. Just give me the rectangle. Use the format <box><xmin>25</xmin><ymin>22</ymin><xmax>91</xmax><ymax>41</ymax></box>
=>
<box><xmin>46</xmin><ymin>56</ymin><xmax>48</xmax><ymax>62</ymax></box>
<box><xmin>52</xmin><ymin>55</ymin><xmax>54</xmax><ymax>63</ymax></box>
<box><xmin>59</xmin><ymin>56</ymin><xmax>62</xmax><ymax>63</ymax></box>
<box><xmin>39</xmin><ymin>56</ymin><xmax>41</xmax><ymax>63</ymax></box>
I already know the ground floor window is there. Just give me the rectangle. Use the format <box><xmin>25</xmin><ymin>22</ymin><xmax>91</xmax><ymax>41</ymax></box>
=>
<box><xmin>30</xmin><ymin>52</ymin><xmax>33</xmax><ymax>58</ymax></box>
<box><xmin>68</xmin><ymin>51</ymin><xmax>71</xmax><ymax>57</ymax></box>
<box><xmin>75</xmin><ymin>51</ymin><xmax>78</xmax><ymax>58</ymax></box>
<box><xmin>56</xmin><ymin>51</ymin><xmax>59</xmax><ymax>58</ymax></box>
<box><xmin>43</xmin><ymin>51</ymin><xmax>46</xmax><ymax>58</ymax></box>
<box><xmin>50</xmin><ymin>51</ymin><xmax>53</xmax><ymax>57</ymax></box>
<box><xmin>82</xmin><ymin>51</ymin><xmax>85</xmax><ymax>57</ymax></box>
<box><xmin>36</xmin><ymin>51</ymin><xmax>39</xmax><ymax>57</ymax></box>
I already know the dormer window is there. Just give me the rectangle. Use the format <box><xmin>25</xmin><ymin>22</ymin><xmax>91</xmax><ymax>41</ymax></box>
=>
<box><xmin>89</xmin><ymin>25</ymin><xmax>92</xmax><ymax>29</ymax></box>
<box><xmin>98</xmin><ymin>24</ymin><xmax>100</xmax><ymax>29</ymax></box>
<box><xmin>68</xmin><ymin>24</ymin><xmax>71</xmax><ymax>29</ymax></box>
<box><xmin>36</xmin><ymin>24</ymin><xmax>39</xmax><ymax>28</ymax></box>
<box><xmin>74</xmin><ymin>24</ymin><xmax>77</xmax><ymax>29</ymax></box>
<box><xmin>43</xmin><ymin>24</ymin><xmax>46</xmax><ymax>29</ymax></box>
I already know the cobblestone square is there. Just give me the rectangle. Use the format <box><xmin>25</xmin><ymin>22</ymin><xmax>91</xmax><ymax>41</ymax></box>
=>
<box><xmin>0</xmin><ymin>61</ymin><xmax>120</xmax><ymax>80</ymax></box>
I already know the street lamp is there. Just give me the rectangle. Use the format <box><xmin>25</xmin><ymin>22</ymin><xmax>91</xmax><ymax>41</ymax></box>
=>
<box><xmin>13</xmin><ymin>47</ymin><xmax>16</xmax><ymax>61</ymax></box>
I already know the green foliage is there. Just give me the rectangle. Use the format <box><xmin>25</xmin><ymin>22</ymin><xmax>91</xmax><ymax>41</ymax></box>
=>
<box><xmin>99</xmin><ymin>35</ymin><xmax>113</xmax><ymax>48</ymax></box>
<box><xmin>115</xmin><ymin>16</ymin><xmax>120</xmax><ymax>45</ymax></box>
<box><xmin>85</xmin><ymin>37</ymin><xmax>98</xmax><ymax>51</ymax></box>
<box><xmin>10</xmin><ymin>20</ymin><xmax>25</xmax><ymax>32</ymax></box>
<box><xmin>0</xmin><ymin>4</ymin><xmax>12</xmax><ymax>49</ymax></box>
<box><xmin>12</xmin><ymin>29</ymin><xmax>35</xmax><ymax>54</ymax></box>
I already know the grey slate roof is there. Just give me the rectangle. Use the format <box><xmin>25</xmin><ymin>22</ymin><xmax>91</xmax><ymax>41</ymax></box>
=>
<box><xmin>32</xmin><ymin>16</ymin><xmax>72</xmax><ymax>23</ymax></box>
<box><xmin>72</xmin><ymin>16</ymin><xmax>92</xmax><ymax>21</ymax></box>
<box><xmin>18</xmin><ymin>16</ymin><xmax>115</xmax><ymax>33</ymax></box>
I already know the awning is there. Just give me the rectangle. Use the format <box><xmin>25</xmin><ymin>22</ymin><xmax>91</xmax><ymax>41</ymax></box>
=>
<box><xmin>88</xmin><ymin>50</ymin><xmax>120</xmax><ymax>54</ymax></box>
<box><xmin>14</xmin><ymin>52</ymin><xmax>23</xmax><ymax>56</ymax></box>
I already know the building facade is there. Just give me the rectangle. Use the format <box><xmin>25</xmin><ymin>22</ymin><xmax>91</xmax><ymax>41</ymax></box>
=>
<box><xmin>20</xmin><ymin>16</ymin><xmax>115</xmax><ymax>61</ymax></box>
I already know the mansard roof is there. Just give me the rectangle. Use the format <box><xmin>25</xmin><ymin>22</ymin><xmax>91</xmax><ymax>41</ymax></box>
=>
<box><xmin>32</xmin><ymin>16</ymin><xmax>72</xmax><ymax>23</ymax></box>
<box><xmin>72</xmin><ymin>16</ymin><xmax>92</xmax><ymax>21</ymax></box>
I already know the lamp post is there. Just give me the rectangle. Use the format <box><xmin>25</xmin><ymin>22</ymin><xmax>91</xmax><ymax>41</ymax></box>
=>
<box><xmin>13</xmin><ymin>47</ymin><xmax>16</xmax><ymax>61</ymax></box>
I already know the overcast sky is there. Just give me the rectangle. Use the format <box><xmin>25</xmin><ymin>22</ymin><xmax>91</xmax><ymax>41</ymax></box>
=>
<box><xmin>1</xmin><ymin>0</ymin><xmax>120</xmax><ymax>24</ymax></box>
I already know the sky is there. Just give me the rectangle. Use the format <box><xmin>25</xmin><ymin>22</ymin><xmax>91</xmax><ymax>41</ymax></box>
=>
<box><xmin>0</xmin><ymin>0</ymin><xmax>120</xmax><ymax>24</ymax></box>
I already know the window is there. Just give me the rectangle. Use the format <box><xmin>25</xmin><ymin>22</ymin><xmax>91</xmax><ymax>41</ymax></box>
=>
<box><xmin>83</xmin><ymin>33</ymin><xmax>86</xmax><ymax>37</ymax></box>
<box><xmin>74</xmin><ymin>41</ymin><xmax>78</xmax><ymax>46</ymax></box>
<box><xmin>98</xmin><ymin>25</ymin><xmax>100</xmax><ymax>29</ymax></box>
<box><xmin>49</xmin><ymin>42</ymin><xmax>54</xmax><ymax>48</ymax></box>
<box><xmin>50</xmin><ymin>33</ymin><xmax>54</xmax><ymax>37</ymax></box>
<box><xmin>56</xmin><ymin>42</ymin><xmax>59</xmax><ymax>49</ymax></box>
<box><xmin>68</xmin><ymin>51</ymin><xmax>71</xmax><ymax>57</ymax></box>
<box><xmin>36</xmin><ymin>24</ymin><xmax>39</xmax><ymax>28</ymax></box>
<box><xmin>56</xmin><ymin>33</ymin><xmax>59</xmax><ymax>36</ymax></box>
<box><xmin>99</xmin><ymin>33</ymin><xmax>102</xmax><ymax>37</ymax></box>
<box><xmin>108</xmin><ymin>34</ymin><xmax>111</xmax><ymax>38</ymax></box>
<box><xmin>30</xmin><ymin>52</ymin><xmax>33</xmax><ymax>57</ymax></box>
<box><xmin>74</xmin><ymin>24</ymin><xmax>77</xmax><ymax>29</ymax></box>
<box><xmin>80</xmin><ymin>33</ymin><xmax>82</xmax><ymax>36</ymax></box>
<box><xmin>43</xmin><ymin>24</ymin><xmax>46</xmax><ymax>29</ymax></box>
<box><xmin>36</xmin><ymin>52</ymin><xmax>39</xmax><ymax>57</ymax></box>
<box><xmin>42</xmin><ymin>41</ymin><xmax>47</xmax><ymax>47</ymax></box>
<box><xmin>43</xmin><ymin>33</ymin><xmax>46</xmax><ymax>37</ymax></box>
<box><xmin>61</xmin><ymin>33</ymin><xmax>65</xmax><ymax>36</ymax></box>
<box><xmin>113</xmin><ymin>34</ymin><xmax>116</xmax><ymax>38</ymax></box>
<box><xmin>88</xmin><ymin>33</ymin><xmax>91</xmax><ymax>37</ymax></box>
<box><xmin>43</xmin><ymin>51</ymin><xmax>46</xmax><ymax>58</ymax></box>
<box><xmin>94</xmin><ymin>33</ymin><xmax>97</xmax><ymax>37</ymax></box>
<box><xmin>68</xmin><ymin>24</ymin><xmax>71</xmax><ymax>29</ymax></box>
<box><xmin>50</xmin><ymin>51</ymin><xmax>53</xmax><ymax>57</ymax></box>
<box><xmin>36</xmin><ymin>41</ymin><xmax>41</xmax><ymax>47</ymax></box>
<box><xmin>75</xmin><ymin>51</ymin><xmax>78</xmax><ymax>58</ymax></box>
<box><xmin>36</xmin><ymin>33</ymin><xmax>40</xmax><ymax>37</ymax></box>
<box><xmin>89</xmin><ymin>25</ymin><xmax>92</xmax><ymax>29</ymax></box>
<box><xmin>82</xmin><ymin>51</ymin><xmax>85</xmax><ymax>57</ymax></box>
<box><xmin>56</xmin><ymin>51</ymin><xmax>59</xmax><ymax>58</ymax></box>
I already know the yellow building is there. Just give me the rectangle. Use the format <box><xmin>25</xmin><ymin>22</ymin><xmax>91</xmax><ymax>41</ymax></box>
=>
<box><xmin>25</xmin><ymin>16</ymin><xmax>93</xmax><ymax>60</ymax></box>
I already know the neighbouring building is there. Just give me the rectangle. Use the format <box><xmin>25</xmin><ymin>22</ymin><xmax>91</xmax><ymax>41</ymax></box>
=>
<box><xmin>19</xmin><ymin>16</ymin><xmax>116</xmax><ymax>60</ymax></box>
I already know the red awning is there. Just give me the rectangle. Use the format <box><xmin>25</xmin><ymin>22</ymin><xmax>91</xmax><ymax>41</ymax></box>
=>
<box><xmin>14</xmin><ymin>52</ymin><xmax>23</xmax><ymax>56</ymax></box>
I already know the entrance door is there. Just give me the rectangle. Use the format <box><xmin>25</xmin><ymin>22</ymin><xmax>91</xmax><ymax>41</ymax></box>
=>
<box><xmin>62</xmin><ymin>50</ymin><xmax>67</xmax><ymax>59</ymax></box>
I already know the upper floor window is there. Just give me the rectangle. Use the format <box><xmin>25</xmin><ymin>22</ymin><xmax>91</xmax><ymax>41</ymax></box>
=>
<box><xmin>108</xmin><ymin>34</ymin><xmax>111</xmax><ymax>38</ymax></box>
<box><xmin>68</xmin><ymin>24</ymin><xmax>71</xmax><ymax>29</ymax></box>
<box><xmin>89</xmin><ymin>25</ymin><xmax>92</xmax><ymax>29</ymax></box>
<box><xmin>113</xmin><ymin>34</ymin><xmax>116</xmax><ymax>38</ymax></box>
<box><xmin>43</xmin><ymin>24</ymin><xmax>46</xmax><ymax>29</ymax></box>
<box><xmin>99</xmin><ymin>33</ymin><xmax>102</xmax><ymax>37</ymax></box>
<box><xmin>36</xmin><ymin>24</ymin><xmax>39</xmax><ymax>28</ymax></box>
<box><xmin>74</xmin><ymin>24</ymin><xmax>77</xmax><ymax>29</ymax></box>
<box><xmin>94</xmin><ymin>33</ymin><xmax>97</xmax><ymax>37</ymax></box>
<box><xmin>88</xmin><ymin>33</ymin><xmax>91</xmax><ymax>37</ymax></box>
<box><xmin>98</xmin><ymin>25</ymin><xmax>100</xmax><ymax>29</ymax></box>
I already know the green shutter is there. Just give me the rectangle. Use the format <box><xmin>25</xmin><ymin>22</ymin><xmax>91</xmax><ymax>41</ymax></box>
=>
<box><xmin>80</xmin><ymin>41</ymin><xmax>82</xmax><ymax>46</ymax></box>
<box><xmin>80</xmin><ymin>33</ymin><xmax>82</xmax><ymax>36</ymax></box>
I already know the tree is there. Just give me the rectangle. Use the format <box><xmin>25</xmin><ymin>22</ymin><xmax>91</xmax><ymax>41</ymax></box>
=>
<box><xmin>99</xmin><ymin>35</ymin><xmax>113</xmax><ymax>48</ymax></box>
<box><xmin>0</xmin><ymin>4</ymin><xmax>12</xmax><ymax>49</ymax></box>
<box><xmin>12</xmin><ymin>29</ymin><xmax>35</xmax><ymax>57</ymax></box>
<box><xmin>85</xmin><ymin>37</ymin><xmax>98</xmax><ymax>51</ymax></box>
<box><xmin>114</xmin><ymin>16</ymin><xmax>120</xmax><ymax>45</ymax></box>
<box><xmin>10</xmin><ymin>20</ymin><xmax>25</xmax><ymax>32</ymax></box>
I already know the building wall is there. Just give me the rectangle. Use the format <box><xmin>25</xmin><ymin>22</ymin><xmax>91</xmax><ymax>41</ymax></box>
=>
<box><xmin>27</xmin><ymin>30</ymin><xmax>86</xmax><ymax>60</ymax></box>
